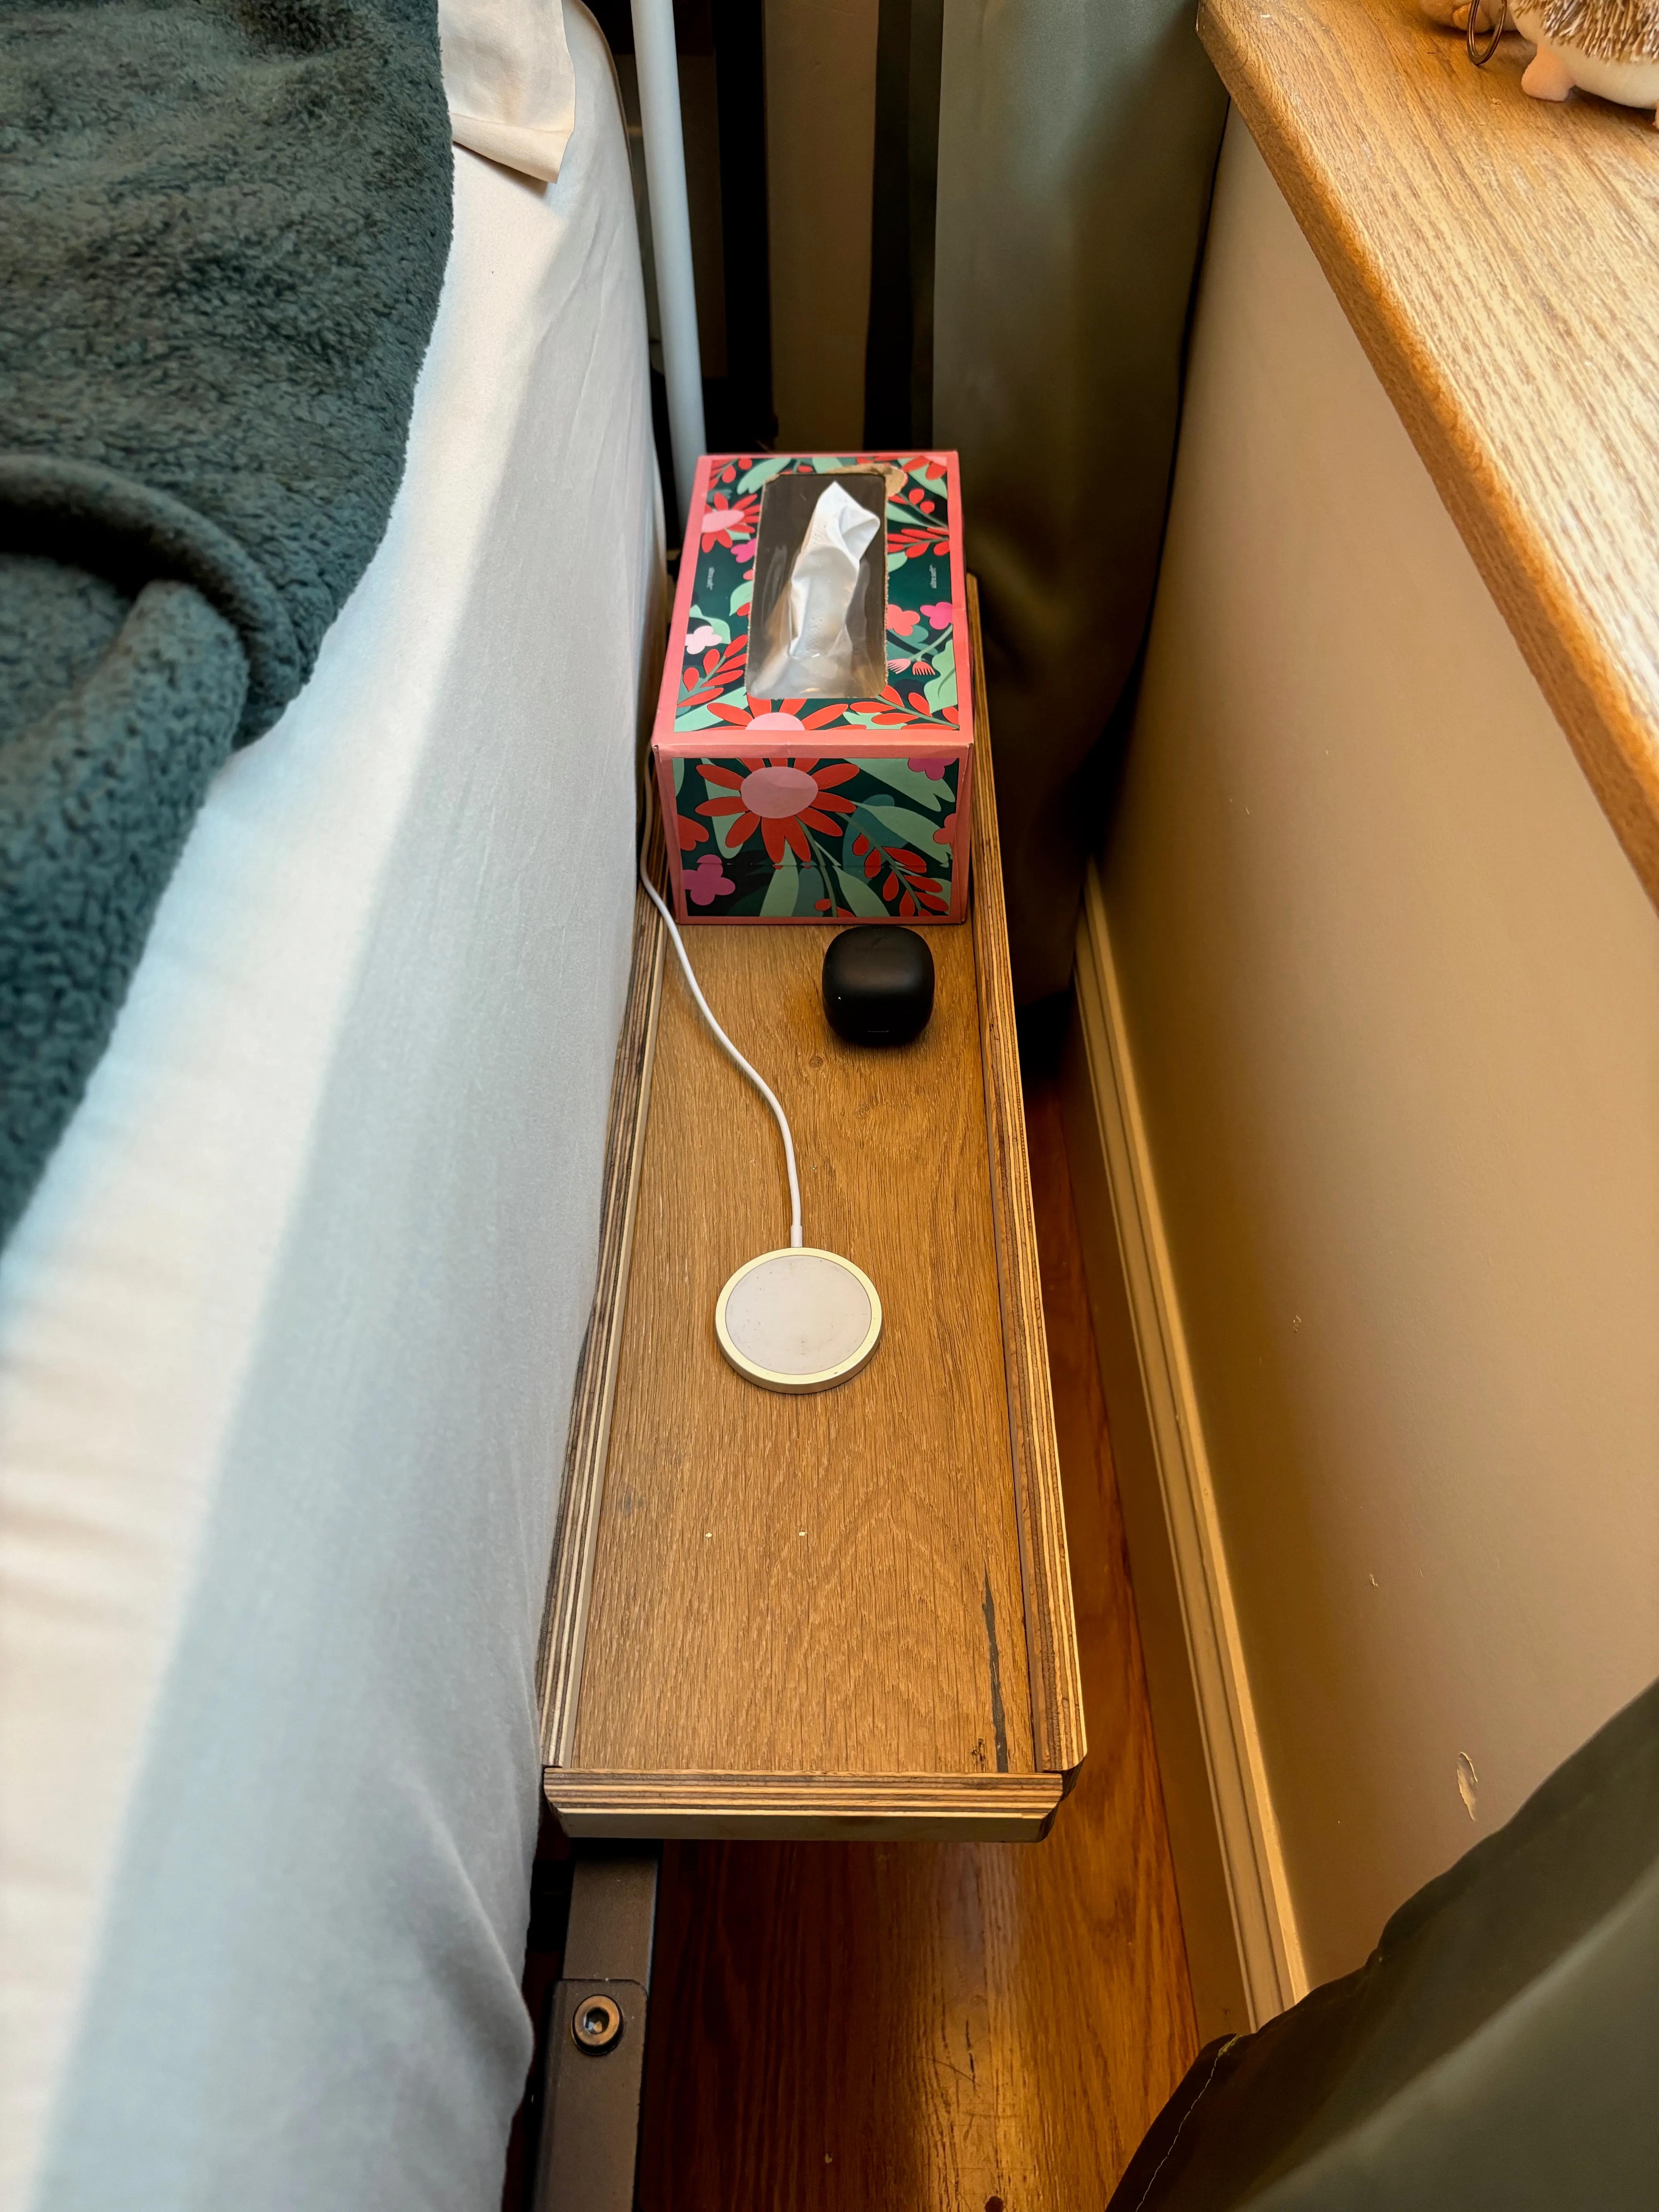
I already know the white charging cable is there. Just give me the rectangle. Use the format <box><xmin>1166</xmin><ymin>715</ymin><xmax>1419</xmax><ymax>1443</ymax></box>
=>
<box><xmin>637</xmin><ymin>841</ymin><xmax>803</xmax><ymax>1249</ymax></box>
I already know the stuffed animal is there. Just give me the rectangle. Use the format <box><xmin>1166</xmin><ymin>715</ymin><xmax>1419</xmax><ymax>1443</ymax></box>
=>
<box><xmin>1422</xmin><ymin>0</ymin><xmax>1659</xmax><ymax>121</ymax></box>
<box><xmin>1419</xmin><ymin>0</ymin><xmax>1498</xmax><ymax>24</ymax></box>
<box><xmin>1508</xmin><ymin>0</ymin><xmax>1659</xmax><ymax>117</ymax></box>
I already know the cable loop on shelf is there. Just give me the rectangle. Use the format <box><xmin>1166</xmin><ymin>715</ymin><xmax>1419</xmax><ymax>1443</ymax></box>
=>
<box><xmin>637</xmin><ymin>837</ymin><xmax>804</xmax><ymax>1249</ymax></box>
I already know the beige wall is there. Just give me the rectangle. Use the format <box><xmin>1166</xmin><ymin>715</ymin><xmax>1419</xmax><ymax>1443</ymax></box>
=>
<box><xmin>763</xmin><ymin>0</ymin><xmax>879</xmax><ymax>449</ymax></box>
<box><xmin>1101</xmin><ymin>113</ymin><xmax>1659</xmax><ymax>1985</ymax></box>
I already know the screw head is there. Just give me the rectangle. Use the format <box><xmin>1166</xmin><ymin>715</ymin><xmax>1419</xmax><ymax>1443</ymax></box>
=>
<box><xmin>571</xmin><ymin>1993</ymin><xmax>623</xmax><ymax>2052</ymax></box>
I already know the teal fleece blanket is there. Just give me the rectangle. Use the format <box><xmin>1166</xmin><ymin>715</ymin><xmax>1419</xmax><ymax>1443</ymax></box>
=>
<box><xmin>0</xmin><ymin>0</ymin><xmax>452</xmax><ymax>1242</ymax></box>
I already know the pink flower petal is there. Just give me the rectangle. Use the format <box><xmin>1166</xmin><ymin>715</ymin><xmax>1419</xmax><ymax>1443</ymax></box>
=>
<box><xmin>683</xmin><ymin>854</ymin><xmax>735</xmax><ymax>906</ymax></box>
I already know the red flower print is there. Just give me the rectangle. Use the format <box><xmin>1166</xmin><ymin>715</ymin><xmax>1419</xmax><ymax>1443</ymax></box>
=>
<box><xmin>886</xmin><ymin>605</ymin><xmax>922</xmax><ymax>636</ymax></box>
<box><xmin>698</xmin><ymin>493</ymin><xmax>760</xmax><ymax>551</ymax></box>
<box><xmin>705</xmin><ymin>698</ymin><xmax>848</xmax><ymax>737</ymax></box>
<box><xmin>887</xmin><ymin>517</ymin><xmax>949</xmax><ymax>563</ymax></box>
<box><xmin>683</xmin><ymin>853</ymin><xmax>735</xmax><ymax>906</ymax></box>
<box><xmin>675</xmin><ymin>811</ymin><xmax>709</xmax><ymax>850</ymax></box>
<box><xmin>848</xmin><ymin>829</ymin><xmax>947</xmax><ymax>919</ymax></box>
<box><xmin>849</xmin><ymin>684</ymin><xmax>960</xmax><ymax>731</ymax></box>
<box><xmin>696</xmin><ymin>744</ymin><xmax>860</xmax><ymax>864</ymax></box>
<box><xmin>906</xmin><ymin>756</ymin><xmax>951</xmax><ymax>780</ymax></box>
<box><xmin>678</xmin><ymin>630</ymin><xmax>750</xmax><ymax>712</ymax></box>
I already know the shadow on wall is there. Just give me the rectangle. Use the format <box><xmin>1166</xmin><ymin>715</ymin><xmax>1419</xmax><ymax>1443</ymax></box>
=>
<box><xmin>933</xmin><ymin>0</ymin><xmax>1228</xmax><ymax>1000</ymax></box>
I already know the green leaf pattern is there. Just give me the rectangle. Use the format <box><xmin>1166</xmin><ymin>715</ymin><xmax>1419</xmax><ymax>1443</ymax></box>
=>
<box><xmin>670</xmin><ymin>754</ymin><xmax>962</xmax><ymax>920</ymax></box>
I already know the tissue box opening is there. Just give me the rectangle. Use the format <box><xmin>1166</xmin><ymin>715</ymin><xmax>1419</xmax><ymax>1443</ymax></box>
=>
<box><xmin>744</xmin><ymin>469</ymin><xmax>888</xmax><ymax>699</ymax></box>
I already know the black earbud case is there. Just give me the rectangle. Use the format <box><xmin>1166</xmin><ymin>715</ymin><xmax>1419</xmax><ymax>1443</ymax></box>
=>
<box><xmin>821</xmin><ymin>927</ymin><xmax>935</xmax><ymax>1047</ymax></box>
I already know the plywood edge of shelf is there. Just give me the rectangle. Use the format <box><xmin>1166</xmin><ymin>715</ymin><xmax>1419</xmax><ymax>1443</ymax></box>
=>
<box><xmin>1197</xmin><ymin>0</ymin><xmax>1659</xmax><ymax>917</ymax></box>
<box><xmin>535</xmin><ymin>805</ymin><xmax>667</xmax><ymax>1763</ymax></box>
<box><xmin>544</xmin><ymin>1769</ymin><xmax>1064</xmax><ymax>1840</ymax></box>
<box><xmin>966</xmin><ymin>578</ymin><xmax>1088</xmax><ymax>1779</ymax></box>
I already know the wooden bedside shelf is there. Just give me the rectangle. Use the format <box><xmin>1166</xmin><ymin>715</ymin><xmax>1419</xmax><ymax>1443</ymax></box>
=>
<box><xmin>537</xmin><ymin>583</ymin><xmax>1085</xmax><ymax>1840</ymax></box>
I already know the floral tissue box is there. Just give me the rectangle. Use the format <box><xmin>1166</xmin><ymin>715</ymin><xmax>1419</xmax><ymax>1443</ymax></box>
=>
<box><xmin>651</xmin><ymin>450</ymin><xmax>973</xmax><ymax>924</ymax></box>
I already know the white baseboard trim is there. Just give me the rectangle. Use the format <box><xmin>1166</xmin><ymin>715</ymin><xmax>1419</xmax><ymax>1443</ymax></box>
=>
<box><xmin>1072</xmin><ymin>860</ymin><xmax>1307</xmax><ymax>2028</ymax></box>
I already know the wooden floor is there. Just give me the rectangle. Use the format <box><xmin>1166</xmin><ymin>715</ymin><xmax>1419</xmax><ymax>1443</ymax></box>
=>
<box><xmin>632</xmin><ymin>1076</ymin><xmax>1198</xmax><ymax>2211</ymax></box>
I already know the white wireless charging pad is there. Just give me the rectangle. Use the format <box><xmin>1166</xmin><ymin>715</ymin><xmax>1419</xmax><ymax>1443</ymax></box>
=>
<box><xmin>637</xmin><ymin>837</ymin><xmax>883</xmax><ymax>1396</ymax></box>
<box><xmin>715</xmin><ymin>1247</ymin><xmax>883</xmax><ymax>1395</ymax></box>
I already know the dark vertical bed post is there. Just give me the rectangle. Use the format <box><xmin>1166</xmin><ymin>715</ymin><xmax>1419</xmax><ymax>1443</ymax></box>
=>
<box><xmin>530</xmin><ymin>1844</ymin><xmax>662</xmax><ymax>2212</ymax></box>
<box><xmin>527</xmin><ymin>17</ymin><xmax>701</xmax><ymax>2198</ymax></box>
<box><xmin>711</xmin><ymin>0</ymin><xmax>775</xmax><ymax>451</ymax></box>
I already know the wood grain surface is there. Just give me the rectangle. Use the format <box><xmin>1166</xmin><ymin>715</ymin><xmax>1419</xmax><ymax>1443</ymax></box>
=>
<box><xmin>557</xmin><ymin>661</ymin><xmax>1082</xmax><ymax>1796</ymax></box>
<box><xmin>536</xmin><ymin>819</ymin><xmax>666</xmax><ymax>1763</ymax></box>
<box><xmin>1200</xmin><ymin>0</ymin><xmax>1659</xmax><ymax>914</ymax></box>
<box><xmin>568</xmin><ymin>893</ymin><xmax>1031</xmax><ymax>1776</ymax></box>
<box><xmin>549</xmin><ymin>1771</ymin><xmax>1062</xmax><ymax>1840</ymax></box>
<box><xmin>632</xmin><ymin>1083</ymin><xmax>1198</xmax><ymax>2212</ymax></box>
<box><xmin>968</xmin><ymin>583</ymin><xmax>1086</xmax><ymax>1779</ymax></box>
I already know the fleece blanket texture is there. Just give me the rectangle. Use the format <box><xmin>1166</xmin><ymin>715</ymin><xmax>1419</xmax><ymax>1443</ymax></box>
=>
<box><xmin>0</xmin><ymin>0</ymin><xmax>452</xmax><ymax>1242</ymax></box>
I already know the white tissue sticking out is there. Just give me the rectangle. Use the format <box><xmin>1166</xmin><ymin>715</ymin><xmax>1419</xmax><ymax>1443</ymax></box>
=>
<box><xmin>750</xmin><ymin>481</ymin><xmax>880</xmax><ymax>698</ymax></box>
<box><xmin>789</xmin><ymin>483</ymin><xmax>879</xmax><ymax>660</ymax></box>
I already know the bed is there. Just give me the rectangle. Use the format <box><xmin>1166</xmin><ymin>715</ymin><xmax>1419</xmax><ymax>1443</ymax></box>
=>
<box><xmin>0</xmin><ymin>9</ymin><xmax>662</xmax><ymax>2205</ymax></box>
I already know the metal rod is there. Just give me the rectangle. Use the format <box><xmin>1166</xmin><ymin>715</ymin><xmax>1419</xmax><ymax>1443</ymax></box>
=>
<box><xmin>631</xmin><ymin>0</ymin><xmax>707</xmax><ymax>531</ymax></box>
<box><xmin>529</xmin><ymin>1844</ymin><xmax>661</xmax><ymax>2212</ymax></box>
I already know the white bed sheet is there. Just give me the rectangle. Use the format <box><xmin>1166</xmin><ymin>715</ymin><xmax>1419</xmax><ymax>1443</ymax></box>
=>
<box><xmin>0</xmin><ymin>12</ymin><xmax>660</xmax><ymax>2205</ymax></box>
